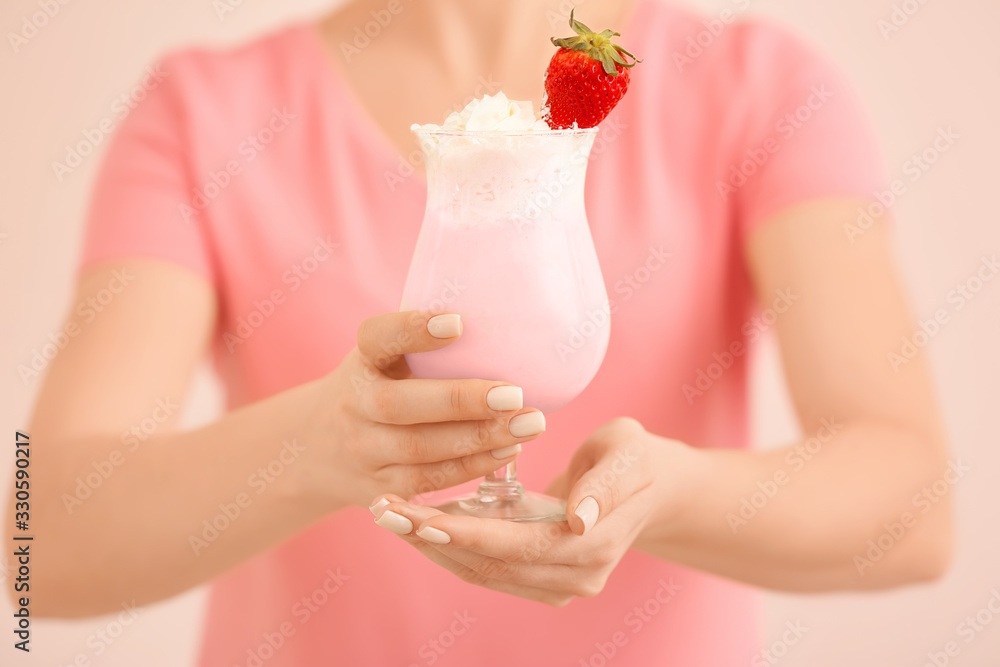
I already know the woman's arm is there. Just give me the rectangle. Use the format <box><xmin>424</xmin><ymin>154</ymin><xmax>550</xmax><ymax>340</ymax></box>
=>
<box><xmin>7</xmin><ymin>260</ymin><xmax>544</xmax><ymax>617</ymax></box>
<box><xmin>366</xmin><ymin>198</ymin><xmax>953</xmax><ymax>604</ymax></box>
<box><xmin>636</xmin><ymin>197</ymin><xmax>953</xmax><ymax>590</ymax></box>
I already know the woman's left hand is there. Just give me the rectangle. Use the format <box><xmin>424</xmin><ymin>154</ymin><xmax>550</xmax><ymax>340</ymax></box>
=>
<box><xmin>370</xmin><ymin>417</ymin><xmax>669</xmax><ymax>606</ymax></box>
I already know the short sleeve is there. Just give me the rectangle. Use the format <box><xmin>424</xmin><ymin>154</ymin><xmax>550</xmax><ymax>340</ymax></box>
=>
<box><xmin>732</xmin><ymin>25</ymin><xmax>888</xmax><ymax>237</ymax></box>
<box><xmin>78</xmin><ymin>55</ymin><xmax>217</xmax><ymax>286</ymax></box>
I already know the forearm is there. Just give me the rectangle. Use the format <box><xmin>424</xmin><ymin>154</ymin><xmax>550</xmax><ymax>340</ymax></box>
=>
<box><xmin>28</xmin><ymin>377</ymin><xmax>337</xmax><ymax>617</ymax></box>
<box><xmin>636</xmin><ymin>420</ymin><xmax>953</xmax><ymax>591</ymax></box>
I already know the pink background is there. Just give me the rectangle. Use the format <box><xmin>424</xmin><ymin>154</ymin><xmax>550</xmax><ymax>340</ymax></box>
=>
<box><xmin>1</xmin><ymin>0</ymin><xmax>997</xmax><ymax>664</ymax></box>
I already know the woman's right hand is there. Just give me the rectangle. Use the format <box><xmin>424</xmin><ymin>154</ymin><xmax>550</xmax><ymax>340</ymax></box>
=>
<box><xmin>310</xmin><ymin>310</ymin><xmax>546</xmax><ymax>510</ymax></box>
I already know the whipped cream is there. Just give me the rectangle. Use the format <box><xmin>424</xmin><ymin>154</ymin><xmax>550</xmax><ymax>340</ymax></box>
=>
<box><xmin>411</xmin><ymin>92</ymin><xmax>550</xmax><ymax>132</ymax></box>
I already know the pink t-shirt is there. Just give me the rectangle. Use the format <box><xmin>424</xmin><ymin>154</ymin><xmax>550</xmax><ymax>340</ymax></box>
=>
<box><xmin>80</xmin><ymin>1</ymin><xmax>884</xmax><ymax>664</ymax></box>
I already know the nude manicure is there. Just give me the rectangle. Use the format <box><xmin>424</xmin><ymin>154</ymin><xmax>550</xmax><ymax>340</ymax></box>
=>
<box><xmin>374</xmin><ymin>510</ymin><xmax>413</xmax><ymax>535</ymax></box>
<box><xmin>490</xmin><ymin>443</ymin><xmax>522</xmax><ymax>459</ymax></box>
<box><xmin>416</xmin><ymin>526</ymin><xmax>452</xmax><ymax>544</ymax></box>
<box><xmin>427</xmin><ymin>314</ymin><xmax>462</xmax><ymax>338</ymax></box>
<box><xmin>487</xmin><ymin>386</ymin><xmax>523</xmax><ymax>411</ymax></box>
<box><xmin>508</xmin><ymin>411</ymin><xmax>546</xmax><ymax>438</ymax></box>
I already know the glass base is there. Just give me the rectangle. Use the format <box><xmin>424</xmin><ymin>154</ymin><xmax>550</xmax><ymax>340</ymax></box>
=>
<box><xmin>435</xmin><ymin>491</ymin><xmax>567</xmax><ymax>522</ymax></box>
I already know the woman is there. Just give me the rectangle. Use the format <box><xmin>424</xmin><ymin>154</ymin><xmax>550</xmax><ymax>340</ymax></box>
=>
<box><xmin>13</xmin><ymin>0</ymin><xmax>952</xmax><ymax>664</ymax></box>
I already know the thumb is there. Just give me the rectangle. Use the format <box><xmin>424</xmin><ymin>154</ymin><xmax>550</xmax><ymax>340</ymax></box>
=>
<box><xmin>565</xmin><ymin>438</ymin><xmax>650</xmax><ymax>536</ymax></box>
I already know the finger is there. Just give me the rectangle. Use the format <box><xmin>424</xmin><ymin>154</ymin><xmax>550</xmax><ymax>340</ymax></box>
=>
<box><xmin>375</xmin><ymin>410</ymin><xmax>545</xmax><ymax>464</ymax></box>
<box><xmin>360</xmin><ymin>379</ymin><xmax>535</xmax><ymax>425</ymax></box>
<box><xmin>383</xmin><ymin>503</ymin><xmax>594</xmax><ymax>597</ymax></box>
<box><xmin>406</xmin><ymin>540</ymin><xmax>568</xmax><ymax>605</ymax></box>
<box><xmin>399</xmin><ymin>445</ymin><xmax>536</xmax><ymax>496</ymax></box>
<box><xmin>372</xmin><ymin>502</ymin><xmax>561</xmax><ymax>585</ymax></box>
<box><xmin>565</xmin><ymin>436</ymin><xmax>652</xmax><ymax>537</ymax></box>
<box><xmin>356</xmin><ymin>311</ymin><xmax>463</xmax><ymax>371</ymax></box>
<box><xmin>387</xmin><ymin>521</ymin><xmax>572</xmax><ymax>606</ymax></box>
<box><xmin>390</xmin><ymin>505</ymin><xmax>573</xmax><ymax>563</ymax></box>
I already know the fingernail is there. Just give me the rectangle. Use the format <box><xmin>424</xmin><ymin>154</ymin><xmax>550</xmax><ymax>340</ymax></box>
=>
<box><xmin>427</xmin><ymin>314</ymin><xmax>461</xmax><ymax>339</ymax></box>
<box><xmin>509</xmin><ymin>411</ymin><xmax>546</xmax><ymax>438</ymax></box>
<box><xmin>369</xmin><ymin>497</ymin><xmax>390</xmax><ymax>515</ymax></box>
<box><xmin>374</xmin><ymin>510</ymin><xmax>413</xmax><ymax>535</ymax></box>
<box><xmin>487</xmin><ymin>386</ymin><xmax>523</xmax><ymax>411</ymax></box>
<box><xmin>575</xmin><ymin>496</ymin><xmax>599</xmax><ymax>534</ymax></box>
<box><xmin>416</xmin><ymin>526</ymin><xmax>452</xmax><ymax>544</ymax></box>
<box><xmin>490</xmin><ymin>443</ymin><xmax>522</xmax><ymax>459</ymax></box>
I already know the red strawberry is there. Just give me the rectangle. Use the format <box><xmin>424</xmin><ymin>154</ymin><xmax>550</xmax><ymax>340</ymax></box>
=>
<box><xmin>543</xmin><ymin>10</ymin><xmax>640</xmax><ymax>129</ymax></box>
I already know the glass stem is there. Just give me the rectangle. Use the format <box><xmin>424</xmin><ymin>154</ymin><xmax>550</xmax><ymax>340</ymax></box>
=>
<box><xmin>478</xmin><ymin>461</ymin><xmax>524</xmax><ymax>500</ymax></box>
